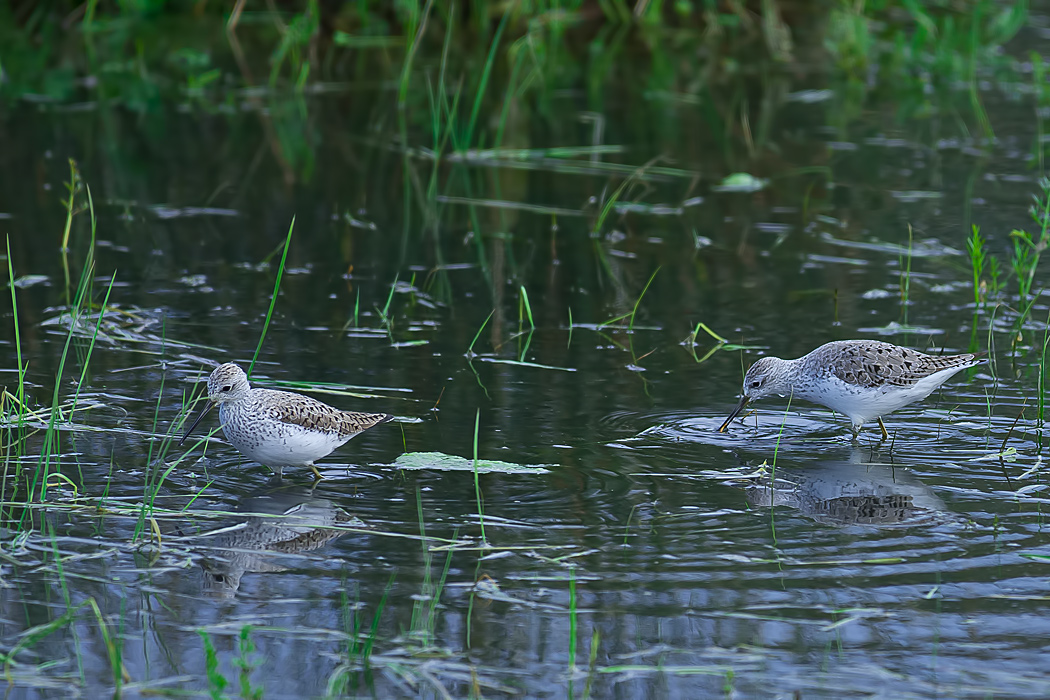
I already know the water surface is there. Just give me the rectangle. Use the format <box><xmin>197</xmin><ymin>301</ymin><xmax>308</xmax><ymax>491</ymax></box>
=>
<box><xmin>2</xmin><ymin>8</ymin><xmax>1050</xmax><ymax>698</ymax></box>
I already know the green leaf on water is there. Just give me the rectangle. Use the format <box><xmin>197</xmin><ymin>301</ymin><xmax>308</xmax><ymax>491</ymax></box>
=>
<box><xmin>713</xmin><ymin>173</ymin><xmax>768</xmax><ymax>193</ymax></box>
<box><xmin>392</xmin><ymin>451</ymin><xmax>550</xmax><ymax>474</ymax></box>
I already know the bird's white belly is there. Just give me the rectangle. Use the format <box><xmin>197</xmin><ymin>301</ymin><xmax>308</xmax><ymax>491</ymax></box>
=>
<box><xmin>219</xmin><ymin>405</ymin><xmax>350</xmax><ymax>466</ymax></box>
<box><xmin>802</xmin><ymin>367</ymin><xmax>964</xmax><ymax>425</ymax></box>
<box><xmin>820</xmin><ymin>386</ymin><xmax>919</xmax><ymax>424</ymax></box>
<box><xmin>235</xmin><ymin>430</ymin><xmax>345</xmax><ymax>466</ymax></box>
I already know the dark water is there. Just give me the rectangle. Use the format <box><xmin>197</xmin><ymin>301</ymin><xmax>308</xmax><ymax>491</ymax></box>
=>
<box><xmin>3</xmin><ymin>15</ymin><xmax>1050</xmax><ymax>700</ymax></box>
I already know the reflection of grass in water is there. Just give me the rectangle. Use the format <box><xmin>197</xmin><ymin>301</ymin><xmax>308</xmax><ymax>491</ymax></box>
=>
<box><xmin>568</xmin><ymin>566</ymin><xmax>577</xmax><ymax>695</ymax></box>
<box><xmin>268</xmin><ymin>2</ymin><xmax>318</xmax><ymax>90</ymax></box>
<box><xmin>1034</xmin><ymin>53</ymin><xmax>1050</xmax><ymax>171</ymax></box>
<box><xmin>472</xmin><ymin>408</ymin><xmax>486</xmax><ymax>546</ymax></box>
<box><xmin>898</xmin><ymin>224</ymin><xmax>913</xmax><ymax>327</ymax></box>
<box><xmin>4</xmin><ymin>3</ymin><xmax>1029</xmax><ymax>205</ymax></box>
<box><xmin>407</xmin><ymin>485</ymin><xmax>456</xmax><ymax>654</ymax></box>
<box><xmin>686</xmin><ymin>322</ymin><xmax>765</xmax><ymax>367</ymax></box>
<box><xmin>593</xmin><ymin>266</ymin><xmax>660</xmax><ymax>368</ymax></box>
<box><xmin>827</xmin><ymin>1</ymin><xmax>1025</xmax><ymax>126</ymax></box>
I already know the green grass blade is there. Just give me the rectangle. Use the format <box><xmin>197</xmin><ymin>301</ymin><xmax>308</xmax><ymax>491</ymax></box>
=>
<box><xmin>248</xmin><ymin>216</ymin><xmax>294</xmax><ymax>377</ymax></box>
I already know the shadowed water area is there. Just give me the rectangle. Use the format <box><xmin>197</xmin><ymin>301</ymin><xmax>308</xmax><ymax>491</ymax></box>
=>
<box><xmin>2</xmin><ymin>3</ymin><xmax>1050</xmax><ymax>698</ymax></box>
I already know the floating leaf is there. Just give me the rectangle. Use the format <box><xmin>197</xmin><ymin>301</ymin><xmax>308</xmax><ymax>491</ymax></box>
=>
<box><xmin>391</xmin><ymin>451</ymin><xmax>550</xmax><ymax>474</ymax></box>
<box><xmin>477</xmin><ymin>357</ymin><xmax>575</xmax><ymax>372</ymax></box>
<box><xmin>10</xmin><ymin>275</ymin><xmax>48</xmax><ymax>289</ymax></box>
<box><xmin>713</xmin><ymin>173</ymin><xmax>768</xmax><ymax>193</ymax></box>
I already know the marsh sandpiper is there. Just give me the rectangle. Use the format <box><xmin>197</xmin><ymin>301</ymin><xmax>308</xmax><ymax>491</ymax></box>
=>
<box><xmin>181</xmin><ymin>363</ymin><xmax>393</xmax><ymax>479</ymax></box>
<box><xmin>718</xmin><ymin>340</ymin><xmax>984</xmax><ymax>440</ymax></box>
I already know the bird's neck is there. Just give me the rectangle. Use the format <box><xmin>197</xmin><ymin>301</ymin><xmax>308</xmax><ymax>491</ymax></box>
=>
<box><xmin>771</xmin><ymin>358</ymin><xmax>804</xmax><ymax>397</ymax></box>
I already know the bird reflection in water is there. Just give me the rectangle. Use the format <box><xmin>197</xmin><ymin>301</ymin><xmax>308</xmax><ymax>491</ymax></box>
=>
<box><xmin>741</xmin><ymin>451</ymin><xmax>948</xmax><ymax>527</ymax></box>
<box><xmin>195</xmin><ymin>486</ymin><xmax>360</xmax><ymax>596</ymax></box>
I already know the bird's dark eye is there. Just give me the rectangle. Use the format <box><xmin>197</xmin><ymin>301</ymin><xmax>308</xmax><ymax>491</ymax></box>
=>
<box><xmin>221</xmin><ymin>385</ymin><xmax>233</xmax><ymax>392</ymax></box>
<box><xmin>750</xmin><ymin>380</ymin><xmax>762</xmax><ymax>389</ymax></box>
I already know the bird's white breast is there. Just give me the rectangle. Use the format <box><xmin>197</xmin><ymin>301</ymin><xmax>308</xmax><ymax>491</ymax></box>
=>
<box><xmin>801</xmin><ymin>365</ymin><xmax>970</xmax><ymax>425</ymax></box>
<box><xmin>219</xmin><ymin>403</ymin><xmax>352</xmax><ymax>467</ymax></box>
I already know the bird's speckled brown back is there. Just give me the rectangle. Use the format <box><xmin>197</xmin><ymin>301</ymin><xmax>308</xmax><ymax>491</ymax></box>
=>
<box><xmin>810</xmin><ymin>340</ymin><xmax>983</xmax><ymax>389</ymax></box>
<box><xmin>257</xmin><ymin>388</ymin><xmax>393</xmax><ymax>437</ymax></box>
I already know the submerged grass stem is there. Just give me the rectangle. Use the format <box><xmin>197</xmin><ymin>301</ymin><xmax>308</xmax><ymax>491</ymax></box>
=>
<box><xmin>472</xmin><ymin>408</ymin><xmax>486</xmax><ymax>546</ymax></box>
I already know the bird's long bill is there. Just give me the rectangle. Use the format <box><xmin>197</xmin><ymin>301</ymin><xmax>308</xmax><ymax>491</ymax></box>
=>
<box><xmin>718</xmin><ymin>396</ymin><xmax>750</xmax><ymax>433</ymax></box>
<box><xmin>179</xmin><ymin>400</ymin><xmax>216</xmax><ymax>446</ymax></box>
